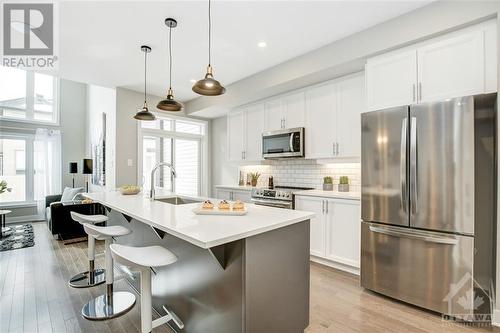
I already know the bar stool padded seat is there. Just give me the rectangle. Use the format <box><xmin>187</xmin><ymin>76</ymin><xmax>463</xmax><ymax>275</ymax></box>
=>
<box><xmin>110</xmin><ymin>244</ymin><xmax>178</xmax><ymax>269</ymax></box>
<box><xmin>70</xmin><ymin>211</ymin><xmax>108</xmax><ymax>224</ymax></box>
<box><xmin>83</xmin><ymin>224</ymin><xmax>132</xmax><ymax>238</ymax></box>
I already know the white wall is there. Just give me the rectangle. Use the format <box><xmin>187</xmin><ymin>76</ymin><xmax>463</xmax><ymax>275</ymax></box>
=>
<box><xmin>210</xmin><ymin>116</ymin><xmax>238</xmax><ymax>196</ymax></box>
<box><xmin>86</xmin><ymin>84</ymin><xmax>117</xmax><ymax>192</ymax></box>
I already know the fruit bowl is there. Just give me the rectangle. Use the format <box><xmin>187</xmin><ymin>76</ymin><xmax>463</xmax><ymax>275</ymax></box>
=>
<box><xmin>118</xmin><ymin>185</ymin><xmax>141</xmax><ymax>195</ymax></box>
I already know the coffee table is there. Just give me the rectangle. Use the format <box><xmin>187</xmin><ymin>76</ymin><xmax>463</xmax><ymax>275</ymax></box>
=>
<box><xmin>0</xmin><ymin>210</ymin><xmax>12</xmax><ymax>238</ymax></box>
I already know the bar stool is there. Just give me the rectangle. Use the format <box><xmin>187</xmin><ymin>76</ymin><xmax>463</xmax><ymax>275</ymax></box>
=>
<box><xmin>81</xmin><ymin>223</ymin><xmax>136</xmax><ymax>320</ymax></box>
<box><xmin>69</xmin><ymin>212</ymin><xmax>107</xmax><ymax>288</ymax></box>
<box><xmin>110</xmin><ymin>244</ymin><xmax>183</xmax><ymax>333</ymax></box>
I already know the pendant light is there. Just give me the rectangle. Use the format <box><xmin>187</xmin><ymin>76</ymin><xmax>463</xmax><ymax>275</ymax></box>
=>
<box><xmin>192</xmin><ymin>0</ymin><xmax>226</xmax><ymax>96</ymax></box>
<box><xmin>157</xmin><ymin>18</ymin><xmax>183</xmax><ymax>112</ymax></box>
<box><xmin>134</xmin><ymin>45</ymin><xmax>156</xmax><ymax>121</ymax></box>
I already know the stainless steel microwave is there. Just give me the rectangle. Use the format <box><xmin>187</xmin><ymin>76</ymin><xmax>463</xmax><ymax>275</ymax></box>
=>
<box><xmin>262</xmin><ymin>127</ymin><xmax>304</xmax><ymax>159</ymax></box>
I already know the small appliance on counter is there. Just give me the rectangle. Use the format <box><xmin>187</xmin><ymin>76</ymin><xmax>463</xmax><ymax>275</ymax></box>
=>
<box><xmin>268</xmin><ymin>176</ymin><xmax>274</xmax><ymax>189</ymax></box>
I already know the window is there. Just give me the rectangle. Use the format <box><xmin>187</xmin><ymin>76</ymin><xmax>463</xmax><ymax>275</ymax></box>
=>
<box><xmin>0</xmin><ymin>66</ymin><xmax>58</xmax><ymax>124</ymax></box>
<box><xmin>139</xmin><ymin>115</ymin><xmax>207</xmax><ymax>197</ymax></box>
<box><xmin>0</xmin><ymin>137</ymin><xmax>32</xmax><ymax>204</ymax></box>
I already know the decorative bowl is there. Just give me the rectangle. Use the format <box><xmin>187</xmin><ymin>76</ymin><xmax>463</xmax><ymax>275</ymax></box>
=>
<box><xmin>118</xmin><ymin>185</ymin><xmax>141</xmax><ymax>195</ymax></box>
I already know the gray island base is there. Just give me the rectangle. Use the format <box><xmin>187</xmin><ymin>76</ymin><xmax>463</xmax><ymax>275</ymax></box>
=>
<box><xmin>107</xmin><ymin>209</ymin><xmax>310</xmax><ymax>333</ymax></box>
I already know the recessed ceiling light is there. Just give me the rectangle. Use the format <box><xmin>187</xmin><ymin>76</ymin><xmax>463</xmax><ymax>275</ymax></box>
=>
<box><xmin>190</xmin><ymin>79</ymin><xmax>196</xmax><ymax>83</ymax></box>
<box><xmin>258</xmin><ymin>41</ymin><xmax>267</xmax><ymax>48</ymax></box>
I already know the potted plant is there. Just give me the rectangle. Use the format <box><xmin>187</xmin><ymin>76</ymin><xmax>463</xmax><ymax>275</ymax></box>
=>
<box><xmin>323</xmin><ymin>177</ymin><xmax>333</xmax><ymax>191</ymax></box>
<box><xmin>0</xmin><ymin>180</ymin><xmax>12</xmax><ymax>195</ymax></box>
<box><xmin>249</xmin><ymin>172</ymin><xmax>260</xmax><ymax>187</ymax></box>
<box><xmin>338</xmin><ymin>176</ymin><xmax>349</xmax><ymax>192</ymax></box>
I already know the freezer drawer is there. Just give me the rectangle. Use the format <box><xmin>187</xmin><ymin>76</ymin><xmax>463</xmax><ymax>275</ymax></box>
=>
<box><xmin>361</xmin><ymin>222</ymin><xmax>475</xmax><ymax>316</ymax></box>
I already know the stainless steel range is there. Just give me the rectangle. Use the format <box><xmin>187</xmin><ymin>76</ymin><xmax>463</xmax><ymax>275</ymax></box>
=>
<box><xmin>251</xmin><ymin>186</ymin><xmax>314</xmax><ymax>209</ymax></box>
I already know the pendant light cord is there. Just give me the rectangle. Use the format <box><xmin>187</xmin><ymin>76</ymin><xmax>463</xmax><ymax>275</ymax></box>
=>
<box><xmin>208</xmin><ymin>0</ymin><xmax>211</xmax><ymax>66</ymax></box>
<box><xmin>169</xmin><ymin>24</ymin><xmax>173</xmax><ymax>90</ymax></box>
<box><xmin>144</xmin><ymin>48</ymin><xmax>147</xmax><ymax>103</ymax></box>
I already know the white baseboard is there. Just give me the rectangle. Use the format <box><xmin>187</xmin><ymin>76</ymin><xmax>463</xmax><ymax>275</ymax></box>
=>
<box><xmin>310</xmin><ymin>255</ymin><xmax>360</xmax><ymax>275</ymax></box>
<box><xmin>492</xmin><ymin>309</ymin><xmax>500</xmax><ymax>327</ymax></box>
<box><xmin>6</xmin><ymin>215</ymin><xmax>44</xmax><ymax>223</ymax></box>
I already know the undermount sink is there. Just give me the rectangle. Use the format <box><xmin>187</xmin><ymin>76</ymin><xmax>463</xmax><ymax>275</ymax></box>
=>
<box><xmin>155</xmin><ymin>196</ymin><xmax>202</xmax><ymax>205</ymax></box>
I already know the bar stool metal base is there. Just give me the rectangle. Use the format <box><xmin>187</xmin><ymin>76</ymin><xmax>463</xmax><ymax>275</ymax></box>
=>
<box><xmin>69</xmin><ymin>269</ymin><xmax>106</xmax><ymax>288</ymax></box>
<box><xmin>81</xmin><ymin>291</ymin><xmax>136</xmax><ymax>320</ymax></box>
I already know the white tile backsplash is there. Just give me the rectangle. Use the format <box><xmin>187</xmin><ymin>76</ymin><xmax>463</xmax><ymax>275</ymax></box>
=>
<box><xmin>240</xmin><ymin>160</ymin><xmax>360</xmax><ymax>192</ymax></box>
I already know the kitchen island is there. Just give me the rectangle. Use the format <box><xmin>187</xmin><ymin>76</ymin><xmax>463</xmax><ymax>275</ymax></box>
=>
<box><xmin>85</xmin><ymin>191</ymin><xmax>314</xmax><ymax>333</ymax></box>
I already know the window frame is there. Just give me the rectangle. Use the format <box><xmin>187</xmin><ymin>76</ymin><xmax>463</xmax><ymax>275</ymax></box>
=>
<box><xmin>0</xmin><ymin>69</ymin><xmax>60</xmax><ymax>126</ymax></box>
<box><xmin>0</xmin><ymin>131</ymin><xmax>35</xmax><ymax>207</ymax></box>
<box><xmin>137</xmin><ymin>113</ymin><xmax>208</xmax><ymax>197</ymax></box>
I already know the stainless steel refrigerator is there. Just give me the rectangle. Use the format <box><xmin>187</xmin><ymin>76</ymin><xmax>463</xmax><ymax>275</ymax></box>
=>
<box><xmin>361</xmin><ymin>93</ymin><xmax>496</xmax><ymax>318</ymax></box>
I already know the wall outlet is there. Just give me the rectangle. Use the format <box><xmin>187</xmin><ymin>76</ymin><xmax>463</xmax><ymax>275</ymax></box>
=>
<box><xmin>127</xmin><ymin>159</ymin><xmax>133</xmax><ymax>167</ymax></box>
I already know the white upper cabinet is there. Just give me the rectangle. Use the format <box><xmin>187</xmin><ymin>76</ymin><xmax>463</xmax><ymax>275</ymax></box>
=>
<box><xmin>245</xmin><ymin>103</ymin><xmax>265</xmax><ymax>161</ymax></box>
<box><xmin>417</xmin><ymin>31</ymin><xmax>484</xmax><ymax>103</ymax></box>
<box><xmin>336</xmin><ymin>73</ymin><xmax>364</xmax><ymax>158</ymax></box>
<box><xmin>365</xmin><ymin>50</ymin><xmax>417</xmax><ymax>111</ymax></box>
<box><xmin>264</xmin><ymin>93</ymin><xmax>305</xmax><ymax>131</ymax></box>
<box><xmin>227</xmin><ymin>110</ymin><xmax>245</xmax><ymax>162</ymax></box>
<box><xmin>282</xmin><ymin>92</ymin><xmax>305</xmax><ymax>129</ymax></box>
<box><xmin>305</xmin><ymin>82</ymin><xmax>337</xmax><ymax>159</ymax></box>
<box><xmin>366</xmin><ymin>21</ymin><xmax>496</xmax><ymax>111</ymax></box>
<box><xmin>305</xmin><ymin>73</ymin><xmax>364</xmax><ymax>160</ymax></box>
<box><xmin>227</xmin><ymin>104</ymin><xmax>265</xmax><ymax>162</ymax></box>
<box><xmin>264</xmin><ymin>98</ymin><xmax>285</xmax><ymax>131</ymax></box>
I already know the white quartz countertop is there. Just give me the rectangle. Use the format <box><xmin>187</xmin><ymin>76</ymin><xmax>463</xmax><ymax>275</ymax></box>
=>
<box><xmin>214</xmin><ymin>185</ymin><xmax>255</xmax><ymax>191</ymax></box>
<box><xmin>294</xmin><ymin>190</ymin><xmax>361</xmax><ymax>201</ymax></box>
<box><xmin>85</xmin><ymin>191</ymin><xmax>314</xmax><ymax>249</ymax></box>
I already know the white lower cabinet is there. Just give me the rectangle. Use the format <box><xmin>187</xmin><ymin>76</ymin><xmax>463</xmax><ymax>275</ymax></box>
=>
<box><xmin>215</xmin><ymin>189</ymin><xmax>251</xmax><ymax>203</ymax></box>
<box><xmin>295</xmin><ymin>195</ymin><xmax>360</xmax><ymax>274</ymax></box>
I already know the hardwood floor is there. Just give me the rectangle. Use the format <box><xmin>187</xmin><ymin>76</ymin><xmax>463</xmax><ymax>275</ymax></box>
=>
<box><xmin>1</xmin><ymin>222</ymin><xmax>499</xmax><ymax>333</ymax></box>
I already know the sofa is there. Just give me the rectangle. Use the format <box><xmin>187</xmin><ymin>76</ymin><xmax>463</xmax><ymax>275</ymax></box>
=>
<box><xmin>45</xmin><ymin>187</ymin><xmax>105</xmax><ymax>240</ymax></box>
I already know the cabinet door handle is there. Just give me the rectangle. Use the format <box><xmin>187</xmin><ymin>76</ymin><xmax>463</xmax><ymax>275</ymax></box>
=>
<box><xmin>412</xmin><ymin>84</ymin><xmax>416</xmax><ymax>102</ymax></box>
<box><xmin>283</xmin><ymin>118</ymin><xmax>286</xmax><ymax>129</ymax></box>
<box><xmin>336</xmin><ymin>143</ymin><xmax>339</xmax><ymax>156</ymax></box>
<box><xmin>332</xmin><ymin>142</ymin><xmax>335</xmax><ymax>156</ymax></box>
<box><xmin>325</xmin><ymin>200</ymin><xmax>328</xmax><ymax>214</ymax></box>
<box><xmin>322</xmin><ymin>200</ymin><xmax>325</xmax><ymax>214</ymax></box>
<box><xmin>418</xmin><ymin>82</ymin><xmax>422</xmax><ymax>101</ymax></box>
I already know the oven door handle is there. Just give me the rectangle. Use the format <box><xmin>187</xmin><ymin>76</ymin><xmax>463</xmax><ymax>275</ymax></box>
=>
<box><xmin>289</xmin><ymin>133</ymin><xmax>295</xmax><ymax>152</ymax></box>
<box><xmin>251</xmin><ymin>198</ymin><xmax>292</xmax><ymax>209</ymax></box>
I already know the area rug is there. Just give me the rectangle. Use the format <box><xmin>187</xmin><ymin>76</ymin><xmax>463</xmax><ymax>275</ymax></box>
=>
<box><xmin>0</xmin><ymin>224</ymin><xmax>35</xmax><ymax>251</ymax></box>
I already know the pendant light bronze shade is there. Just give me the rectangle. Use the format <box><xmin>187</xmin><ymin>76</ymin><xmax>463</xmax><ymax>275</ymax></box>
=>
<box><xmin>134</xmin><ymin>45</ymin><xmax>156</xmax><ymax>121</ymax></box>
<box><xmin>192</xmin><ymin>0</ymin><xmax>226</xmax><ymax>96</ymax></box>
<box><xmin>157</xmin><ymin>18</ymin><xmax>183</xmax><ymax>112</ymax></box>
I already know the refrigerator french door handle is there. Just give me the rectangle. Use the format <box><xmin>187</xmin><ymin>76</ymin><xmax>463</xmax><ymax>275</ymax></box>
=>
<box><xmin>368</xmin><ymin>225</ymin><xmax>458</xmax><ymax>245</ymax></box>
<box><xmin>400</xmin><ymin>118</ymin><xmax>408</xmax><ymax>213</ymax></box>
<box><xmin>410</xmin><ymin>116</ymin><xmax>418</xmax><ymax>215</ymax></box>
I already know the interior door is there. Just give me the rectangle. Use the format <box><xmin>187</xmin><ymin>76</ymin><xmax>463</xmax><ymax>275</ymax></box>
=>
<box><xmin>409</xmin><ymin>97</ymin><xmax>475</xmax><ymax>234</ymax></box>
<box><xmin>361</xmin><ymin>106</ymin><xmax>409</xmax><ymax>226</ymax></box>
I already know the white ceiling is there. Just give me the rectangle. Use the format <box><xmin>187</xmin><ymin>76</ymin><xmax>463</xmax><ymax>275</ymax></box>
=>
<box><xmin>58</xmin><ymin>1</ymin><xmax>430</xmax><ymax>102</ymax></box>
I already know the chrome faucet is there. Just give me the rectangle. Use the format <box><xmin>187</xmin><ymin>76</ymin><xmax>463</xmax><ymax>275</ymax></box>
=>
<box><xmin>150</xmin><ymin>162</ymin><xmax>177</xmax><ymax>200</ymax></box>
